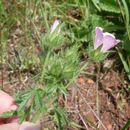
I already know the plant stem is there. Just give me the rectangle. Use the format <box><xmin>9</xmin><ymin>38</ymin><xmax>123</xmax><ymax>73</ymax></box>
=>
<box><xmin>40</xmin><ymin>51</ymin><xmax>51</xmax><ymax>82</ymax></box>
<box><xmin>54</xmin><ymin>90</ymin><xmax>63</xmax><ymax>130</ymax></box>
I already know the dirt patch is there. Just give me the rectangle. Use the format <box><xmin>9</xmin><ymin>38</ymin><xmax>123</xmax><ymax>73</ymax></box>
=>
<box><xmin>1</xmin><ymin>60</ymin><xmax>130</xmax><ymax>130</ymax></box>
<box><xmin>64</xmin><ymin>68</ymin><xmax>130</xmax><ymax>130</ymax></box>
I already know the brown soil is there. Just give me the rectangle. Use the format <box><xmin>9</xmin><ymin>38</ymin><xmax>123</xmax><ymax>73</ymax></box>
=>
<box><xmin>1</xmin><ymin>62</ymin><xmax>130</xmax><ymax>130</ymax></box>
<box><xmin>65</xmin><ymin>69</ymin><xmax>130</xmax><ymax>130</ymax></box>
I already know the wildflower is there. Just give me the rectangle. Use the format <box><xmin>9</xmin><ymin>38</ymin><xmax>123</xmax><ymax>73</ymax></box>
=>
<box><xmin>94</xmin><ymin>27</ymin><xmax>120</xmax><ymax>52</ymax></box>
<box><xmin>50</xmin><ymin>19</ymin><xmax>60</xmax><ymax>34</ymax></box>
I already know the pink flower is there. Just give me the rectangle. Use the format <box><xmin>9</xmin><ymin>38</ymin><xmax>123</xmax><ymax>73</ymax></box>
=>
<box><xmin>50</xmin><ymin>20</ymin><xmax>60</xmax><ymax>34</ymax></box>
<box><xmin>94</xmin><ymin>27</ymin><xmax>120</xmax><ymax>53</ymax></box>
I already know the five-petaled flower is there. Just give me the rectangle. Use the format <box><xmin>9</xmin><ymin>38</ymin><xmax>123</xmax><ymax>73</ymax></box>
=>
<box><xmin>94</xmin><ymin>27</ymin><xmax>120</xmax><ymax>53</ymax></box>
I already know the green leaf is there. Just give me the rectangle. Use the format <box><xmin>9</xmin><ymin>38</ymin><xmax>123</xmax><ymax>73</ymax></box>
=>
<box><xmin>121</xmin><ymin>0</ymin><xmax>130</xmax><ymax>40</ymax></box>
<box><xmin>70</xmin><ymin>121</ymin><xmax>83</xmax><ymax>130</ymax></box>
<box><xmin>17</xmin><ymin>92</ymin><xmax>33</xmax><ymax>111</ymax></box>
<box><xmin>99</xmin><ymin>0</ymin><xmax>120</xmax><ymax>13</ymax></box>
<box><xmin>91</xmin><ymin>14</ymin><xmax>114</xmax><ymax>31</ymax></box>
<box><xmin>122</xmin><ymin>119</ymin><xmax>130</xmax><ymax>130</ymax></box>
<box><xmin>91</xmin><ymin>0</ymin><xmax>101</xmax><ymax>11</ymax></box>
<box><xmin>87</xmin><ymin>45</ymin><xmax>107</xmax><ymax>61</ymax></box>
<box><xmin>0</xmin><ymin>111</ymin><xmax>16</xmax><ymax>118</ymax></box>
<box><xmin>117</xmin><ymin>48</ymin><xmax>130</xmax><ymax>80</ymax></box>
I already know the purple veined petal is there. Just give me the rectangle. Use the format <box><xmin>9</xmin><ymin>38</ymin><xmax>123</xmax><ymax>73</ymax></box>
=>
<box><xmin>50</xmin><ymin>20</ymin><xmax>60</xmax><ymax>34</ymax></box>
<box><xmin>101</xmin><ymin>32</ymin><xmax>120</xmax><ymax>53</ymax></box>
<box><xmin>94</xmin><ymin>27</ymin><xmax>104</xmax><ymax>49</ymax></box>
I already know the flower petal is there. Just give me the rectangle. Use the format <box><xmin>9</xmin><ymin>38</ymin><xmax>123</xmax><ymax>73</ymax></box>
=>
<box><xmin>94</xmin><ymin>27</ymin><xmax>103</xmax><ymax>49</ymax></box>
<box><xmin>50</xmin><ymin>20</ymin><xmax>60</xmax><ymax>33</ymax></box>
<box><xmin>101</xmin><ymin>32</ymin><xmax>120</xmax><ymax>52</ymax></box>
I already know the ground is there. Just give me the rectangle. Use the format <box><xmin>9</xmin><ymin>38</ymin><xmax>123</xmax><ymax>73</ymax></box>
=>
<box><xmin>1</xmin><ymin>60</ymin><xmax>130</xmax><ymax>130</ymax></box>
<box><xmin>1</xmin><ymin>1</ymin><xmax>130</xmax><ymax>130</ymax></box>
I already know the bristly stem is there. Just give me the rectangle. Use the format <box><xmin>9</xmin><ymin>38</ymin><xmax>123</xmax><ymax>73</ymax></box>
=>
<box><xmin>40</xmin><ymin>51</ymin><xmax>51</xmax><ymax>83</ymax></box>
